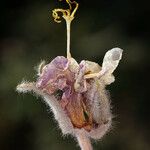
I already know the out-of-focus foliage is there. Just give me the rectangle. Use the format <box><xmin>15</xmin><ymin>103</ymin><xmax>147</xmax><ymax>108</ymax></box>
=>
<box><xmin>0</xmin><ymin>0</ymin><xmax>150</xmax><ymax>150</ymax></box>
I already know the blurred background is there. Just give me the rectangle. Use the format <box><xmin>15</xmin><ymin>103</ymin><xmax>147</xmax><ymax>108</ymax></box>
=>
<box><xmin>0</xmin><ymin>0</ymin><xmax>150</xmax><ymax>150</ymax></box>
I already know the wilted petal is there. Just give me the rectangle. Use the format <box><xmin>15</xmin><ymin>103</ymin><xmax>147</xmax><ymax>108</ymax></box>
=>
<box><xmin>101</xmin><ymin>48</ymin><xmax>123</xmax><ymax>75</ymax></box>
<box><xmin>100</xmin><ymin>48</ymin><xmax>123</xmax><ymax>84</ymax></box>
<box><xmin>36</xmin><ymin>56</ymin><xmax>69</xmax><ymax>89</ymax></box>
<box><xmin>52</xmin><ymin>56</ymin><xmax>68</xmax><ymax>69</ymax></box>
<box><xmin>74</xmin><ymin>60</ymin><xmax>87</xmax><ymax>93</ymax></box>
<box><xmin>17</xmin><ymin>47</ymin><xmax>123</xmax><ymax>141</ymax></box>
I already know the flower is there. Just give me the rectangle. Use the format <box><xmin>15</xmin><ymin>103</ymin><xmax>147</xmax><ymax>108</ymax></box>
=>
<box><xmin>17</xmin><ymin>48</ymin><xmax>123</xmax><ymax>139</ymax></box>
<box><xmin>16</xmin><ymin>0</ymin><xmax>123</xmax><ymax>149</ymax></box>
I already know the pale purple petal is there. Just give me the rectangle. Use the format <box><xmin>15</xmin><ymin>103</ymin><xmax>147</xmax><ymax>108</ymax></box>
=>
<box><xmin>36</xmin><ymin>56</ymin><xmax>69</xmax><ymax>88</ymax></box>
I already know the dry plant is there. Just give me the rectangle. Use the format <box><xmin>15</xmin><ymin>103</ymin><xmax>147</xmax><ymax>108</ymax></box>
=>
<box><xmin>16</xmin><ymin>0</ymin><xmax>123</xmax><ymax>149</ymax></box>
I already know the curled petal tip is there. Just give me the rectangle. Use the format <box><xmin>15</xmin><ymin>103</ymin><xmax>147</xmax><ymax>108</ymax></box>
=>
<box><xmin>103</xmin><ymin>47</ymin><xmax>123</xmax><ymax>65</ymax></box>
<box><xmin>99</xmin><ymin>47</ymin><xmax>123</xmax><ymax>84</ymax></box>
<box><xmin>107</xmin><ymin>47</ymin><xmax>123</xmax><ymax>61</ymax></box>
<box><xmin>112</xmin><ymin>49</ymin><xmax>123</xmax><ymax>61</ymax></box>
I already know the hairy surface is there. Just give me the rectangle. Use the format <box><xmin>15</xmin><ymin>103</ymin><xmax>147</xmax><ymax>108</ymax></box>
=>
<box><xmin>17</xmin><ymin>48</ymin><xmax>123</xmax><ymax>140</ymax></box>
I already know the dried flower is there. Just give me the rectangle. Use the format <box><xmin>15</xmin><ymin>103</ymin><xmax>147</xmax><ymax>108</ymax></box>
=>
<box><xmin>16</xmin><ymin>0</ymin><xmax>123</xmax><ymax>150</ymax></box>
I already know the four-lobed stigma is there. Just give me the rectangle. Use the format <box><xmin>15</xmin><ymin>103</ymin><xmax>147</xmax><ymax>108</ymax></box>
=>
<box><xmin>52</xmin><ymin>0</ymin><xmax>79</xmax><ymax>23</ymax></box>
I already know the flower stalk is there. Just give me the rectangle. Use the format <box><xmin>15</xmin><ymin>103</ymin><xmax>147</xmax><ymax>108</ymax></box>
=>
<box><xmin>76</xmin><ymin>131</ymin><xmax>93</xmax><ymax>150</ymax></box>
